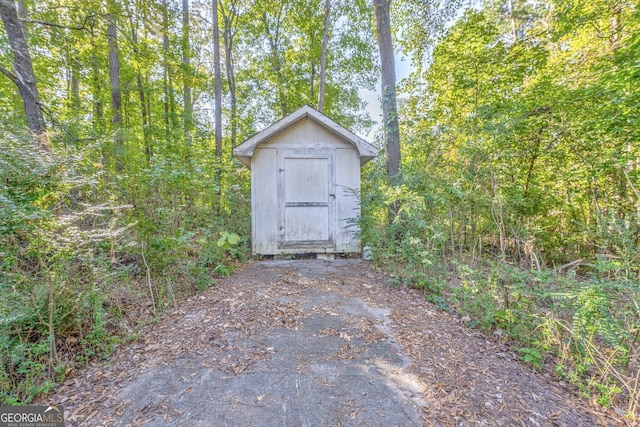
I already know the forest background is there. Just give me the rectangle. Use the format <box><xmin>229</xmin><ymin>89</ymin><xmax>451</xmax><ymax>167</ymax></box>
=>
<box><xmin>0</xmin><ymin>0</ymin><xmax>638</xmax><ymax>417</ymax></box>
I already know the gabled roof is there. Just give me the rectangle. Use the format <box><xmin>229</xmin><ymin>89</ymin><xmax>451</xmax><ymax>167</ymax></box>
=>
<box><xmin>233</xmin><ymin>105</ymin><xmax>378</xmax><ymax>168</ymax></box>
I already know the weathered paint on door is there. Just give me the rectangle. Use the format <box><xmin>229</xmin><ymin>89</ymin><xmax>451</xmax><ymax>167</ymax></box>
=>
<box><xmin>279</xmin><ymin>155</ymin><xmax>335</xmax><ymax>250</ymax></box>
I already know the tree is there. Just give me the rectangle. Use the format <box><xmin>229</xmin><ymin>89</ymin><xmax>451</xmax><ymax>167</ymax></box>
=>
<box><xmin>127</xmin><ymin>2</ymin><xmax>152</xmax><ymax>164</ymax></box>
<box><xmin>316</xmin><ymin>0</ymin><xmax>330</xmax><ymax>112</ymax></box>
<box><xmin>182</xmin><ymin>0</ymin><xmax>193</xmax><ymax>144</ymax></box>
<box><xmin>87</xmin><ymin>15</ymin><xmax>105</xmax><ymax>134</ymax></box>
<box><xmin>160</xmin><ymin>0</ymin><xmax>179</xmax><ymax>141</ymax></box>
<box><xmin>392</xmin><ymin>0</ymin><xmax>464</xmax><ymax>77</ymax></box>
<box><xmin>212</xmin><ymin>0</ymin><xmax>222</xmax><ymax>157</ymax></box>
<box><xmin>220</xmin><ymin>0</ymin><xmax>239</xmax><ymax>146</ymax></box>
<box><xmin>259</xmin><ymin>0</ymin><xmax>288</xmax><ymax>117</ymax></box>
<box><xmin>0</xmin><ymin>0</ymin><xmax>47</xmax><ymax>145</ymax></box>
<box><xmin>106</xmin><ymin>0</ymin><xmax>124</xmax><ymax>170</ymax></box>
<box><xmin>373</xmin><ymin>0</ymin><xmax>400</xmax><ymax>180</ymax></box>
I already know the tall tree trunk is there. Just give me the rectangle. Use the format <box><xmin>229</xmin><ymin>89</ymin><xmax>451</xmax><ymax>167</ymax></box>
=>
<box><xmin>130</xmin><ymin>20</ymin><xmax>152</xmax><ymax>164</ymax></box>
<box><xmin>221</xmin><ymin>0</ymin><xmax>237</xmax><ymax>147</ymax></box>
<box><xmin>136</xmin><ymin>72</ymin><xmax>151</xmax><ymax>163</ymax></box>
<box><xmin>213</xmin><ymin>0</ymin><xmax>223</xmax><ymax>210</ymax></box>
<box><xmin>212</xmin><ymin>0</ymin><xmax>222</xmax><ymax>158</ymax></box>
<box><xmin>310</xmin><ymin>62</ymin><xmax>315</xmax><ymax>101</ymax></box>
<box><xmin>15</xmin><ymin>0</ymin><xmax>26</xmax><ymax>37</ymax></box>
<box><xmin>262</xmin><ymin>6</ymin><xmax>287</xmax><ymax>117</ymax></box>
<box><xmin>162</xmin><ymin>0</ymin><xmax>171</xmax><ymax>140</ymax></box>
<box><xmin>182</xmin><ymin>0</ymin><xmax>193</xmax><ymax>145</ymax></box>
<box><xmin>609</xmin><ymin>2</ymin><xmax>622</xmax><ymax>49</ymax></box>
<box><xmin>317</xmin><ymin>0</ymin><xmax>330</xmax><ymax>113</ymax></box>
<box><xmin>0</xmin><ymin>0</ymin><xmax>47</xmax><ymax>145</ymax></box>
<box><xmin>226</xmin><ymin>44</ymin><xmax>237</xmax><ymax>148</ymax></box>
<box><xmin>106</xmin><ymin>15</ymin><xmax>122</xmax><ymax>126</ymax></box>
<box><xmin>507</xmin><ymin>0</ymin><xmax>518</xmax><ymax>44</ymax></box>
<box><xmin>106</xmin><ymin>4</ymin><xmax>123</xmax><ymax>171</ymax></box>
<box><xmin>70</xmin><ymin>55</ymin><xmax>80</xmax><ymax>110</ymax></box>
<box><xmin>89</xmin><ymin>23</ymin><xmax>104</xmax><ymax>132</ymax></box>
<box><xmin>373</xmin><ymin>0</ymin><xmax>400</xmax><ymax>179</ymax></box>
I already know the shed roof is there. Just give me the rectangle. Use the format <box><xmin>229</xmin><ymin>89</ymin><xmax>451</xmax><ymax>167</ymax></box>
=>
<box><xmin>233</xmin><ymin>105</ymin><xmax>378</xmax><ymax>168</ymax></box>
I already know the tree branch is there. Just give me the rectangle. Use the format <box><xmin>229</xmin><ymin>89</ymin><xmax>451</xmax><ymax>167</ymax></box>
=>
<box><xmin>0</xmin><ymin>64</ymin><xmax>18</xmax><ymax>85</ymax></box>
<box><xmin>21</xmin><ymin>14</ymin><xmax>97</xmax><ymax>31</ymax></box>
<box><xmin>623</xmin><ymin>170</ymin><xmax>640</xmax><ymax>201</ymax></box>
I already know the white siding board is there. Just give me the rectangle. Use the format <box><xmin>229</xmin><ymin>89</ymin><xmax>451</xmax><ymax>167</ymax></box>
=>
<box><xmin>263</xmin><ymin>119</ymin><xmax>307</xmax><ymax>146</ymax></box>
<box><xmin>251</xmin><ymin>148</ymin><xmax>278</xmax><ymax>254</ymax></box>
<box><xmin>265</xmin><ymin>119</ymin><xmax>352</xmax><ymax>151</ymax></box>
<box><xmin>335</xmin><ymin>148</ymin><xmax>361</xmax><ymax>252</ymax></box>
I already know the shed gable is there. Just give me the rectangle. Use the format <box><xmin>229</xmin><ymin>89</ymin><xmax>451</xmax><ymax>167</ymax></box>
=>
<box><xmin>233</xmin><ymin>105</ymin><xmax>377</xmax><ymax>168</ymax></box>
<box><xmin>257</xmin><ymin>117</ymin><xmax>355</xmax><ymax>151</ymax></box>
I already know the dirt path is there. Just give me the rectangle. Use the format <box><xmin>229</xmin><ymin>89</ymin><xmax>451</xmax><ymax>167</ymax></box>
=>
<box><xmin>48</xmin><ymin>260</ymin><xmax>626</xmax><ymax>426</ymax></box>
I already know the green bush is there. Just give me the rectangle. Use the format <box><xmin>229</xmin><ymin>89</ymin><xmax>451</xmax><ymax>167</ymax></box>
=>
<box><xmin>361</xmin><ymin>166</ymin><xmax>639</xmax><ymax>415</ymax></box>
<box><xmin>0</xmin><ymin>133</ymin><xmax>128</xmax><ymax>404</ymax></box>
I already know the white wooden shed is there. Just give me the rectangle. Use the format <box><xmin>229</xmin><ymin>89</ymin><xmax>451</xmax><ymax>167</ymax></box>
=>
<box><xmin>233</xmin><ymin>105</ymin><xmax>378</xmax><ymax>256</ymax></box>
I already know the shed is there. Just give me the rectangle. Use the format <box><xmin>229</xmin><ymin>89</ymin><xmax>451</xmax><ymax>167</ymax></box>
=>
<box><xmin>233</xmin><ymin>105</ymin><xmax>378</xmax><ymax>256</ymax></box>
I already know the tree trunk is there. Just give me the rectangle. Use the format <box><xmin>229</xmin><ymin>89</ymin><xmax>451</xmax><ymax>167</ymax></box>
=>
<box><xmin>15</xmin><ymin>0</ymin><xmax>26</xmax><ymax>37</ymax></box>
<box><xmin>70</xmin><ymin>55</ymin><xmax>80</xmax><ymax>110</ymax></box>
<box><xmin>89</xmin><ymin>22</ymin><xmax>104</xmax><ymax>132</ymax></box>
<box><xmin>212</xmin><ymin>0</ymin><xmax>223</xmax><ymax>210</ymax></box>
<box><xmin>162</xmin><ymin>0</ymin><xmax>170</xmax><ymax>138</ymax></box>
<box><xmin>106</xmin><ymin>14</ymin><xmax>121</xmax><ymax>127</ymax></box>
<box><xmin>507</xmin><ymin>0</ymin><xmax>518</xmax><ymax>44</ymax></box>
<box><xmin>310</xmin><ymin>62</ymin><xmax>315</xmax><ymax>101</ymax></box>
<box><xmin>609</xmin><ymin>2</ymin><xmax>622</xmax><ymax>49</ymax></box>
<box><xmin>317</xmin><ymin>0</ymin><xmax>330</xmax><ymax>113</ymax></box>
<box><xmin>106</xmin><ymin>8</ymin><xmax>123</xmax><ymax>171</ymax></box>
<box><xmin>182</xmin><ymin>0</ymin><xmax>193</xmax><ymax>145</ymax></box>
<box><xmin>262</xmin><ymin>6</ymin><xmax>287</xmax><ymax>117</ymax></box>
<box><xmin>0</xmin><ymin>0</ymin><xmax>47</xmax><ymax>145</ymax></box>
<box><xmin>221</xmin><ymin>0</ymin><xmax>237</xmax><ymax>147</ymax></box>
<box><xmin>137</xmin><ymin>72</ymin><xmax>151</xmax><ymax>163</ymax></box>
<box><xmin>373</xmin><ymin>0</ymin><xmax>400</xmax><ymax>179</ymax></box>
<box><xmin>213</xmin><ymin>0</ymin><xmax>222</xmax><ymax>158</ymax></box>
<box><xmin>130</xmin><ymin>21</ymin><xmax>152</xmax><ymax>164</ymax></box>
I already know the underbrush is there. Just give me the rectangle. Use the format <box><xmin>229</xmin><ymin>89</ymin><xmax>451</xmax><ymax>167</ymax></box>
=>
<box><xmin>0</xmin><ymin>132</ymin><xmax>250</xmax><ymax>405</ymax></box>
<box><xmin>360</xmin><ymin>177</ymin><xmax>639</xmax><ymax>419</ymax></box>
<box><xmin>368</xmin><ymin>231</ymin><xmax>639</xmax><ymax>417</ymax></box>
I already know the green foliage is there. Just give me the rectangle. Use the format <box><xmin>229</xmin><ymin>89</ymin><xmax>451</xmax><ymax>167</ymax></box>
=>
<box><xmin>78</xmin><ymin>289</ymin><xmax>120</xmax><ymax>364</ymax></box>
<box><xmin>363</xmin><ymin>157</ymin><xmax>638</xmax><ymax>414</ymax></box>
<box><xmin>520</xmin><ymin>347</ymin><xmax>544</xmax><ymax>369</ymax></box>
<box><xmin>0</xmin><ymin>124</ymin><xmax>252</xmax><ymax>405</ymax></box>
<box><xmin>399</xmin><ymin>4</ymin><xmax>640</xmax><ymax>268</ymax></box>
<box><xmin>0</xmin><ymin>131</ymin><xmax>124</xmax><ymax>404</ymax></box>
<box><xmin>217</xmin><ymin>231</ymin><xmax>240</xmax><ymax>249</ymax></box>
<box><xmin>376</xmin><ymin>3</ymin><xmax>639</xmax><ymax>412</ymax></box>
<box><xmin>197</xmin><ymin>230</ymin><xmax>247</xmax><ymax>280</ymax></box>
<box><xmin>359</xmin><ymin>164</ymin><xmax>449</xmax><ymax>298</ymax></box>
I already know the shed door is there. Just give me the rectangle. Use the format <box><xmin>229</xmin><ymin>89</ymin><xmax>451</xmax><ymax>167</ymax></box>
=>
<box><xmin>279</xmin><ymin>155</ymin><xmax>334</xmax><ymax>249</ymax></box>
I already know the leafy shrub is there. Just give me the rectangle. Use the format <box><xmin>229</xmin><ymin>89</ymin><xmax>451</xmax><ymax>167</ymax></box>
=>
<box><xmin>0</xmin><ymin>132</ymin><xmax>128</xmax><ymax>404</ymax></box>
<box><xmin>361</xmin><ymin>166</ymin><xmax>639</xmax><ymax>416</ymax></box>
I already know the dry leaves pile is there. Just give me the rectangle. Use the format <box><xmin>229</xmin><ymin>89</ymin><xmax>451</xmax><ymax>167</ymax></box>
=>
<box><xmin>42</xmin><ymin>260</ymin><xmax>632</xmax><ymax>426</ymax></box>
